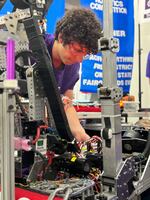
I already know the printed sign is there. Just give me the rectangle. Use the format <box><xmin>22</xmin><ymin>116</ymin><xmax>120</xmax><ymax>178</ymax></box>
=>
<box><xmin>139</xmin><ymin>0</ymin><xmax>150</xmax><ymax>23</ymax></box>
<box><xmin>80</xmin><ymin>0</ymin><xmax>134</xmax><ymax>94</ymax></box>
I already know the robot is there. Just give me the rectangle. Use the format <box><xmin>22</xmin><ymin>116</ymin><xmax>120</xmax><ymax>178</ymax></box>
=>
<box><xmin>0</xmin><ymin>1</ymin><xmax>150</xmax><ymax>200</ymax></box>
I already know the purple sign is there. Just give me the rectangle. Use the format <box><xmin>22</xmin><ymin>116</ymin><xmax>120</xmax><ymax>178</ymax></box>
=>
<box><xmin>144</xmin><ymin>13</ymin><xmax>150</xmax><ymax>19</ymax></box>
<box><xmin>145</xmin><ymin>0</ymin><xmax>150</xmax><ymax>9</ymax></box>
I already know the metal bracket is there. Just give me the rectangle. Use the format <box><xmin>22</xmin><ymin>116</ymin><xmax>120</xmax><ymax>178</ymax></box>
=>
<box><xmin>0</xmin><ymin>8</ymin><xmax>31</xmax><ymax>34</ymax></box>
<box><xmin>98</xmin><ymin>86</ymin><xmax>123</xmax><ymax>102</ymax></box>
<box><xmin>98</xmin><ymin>37</ymin><xmax>119</xmax><ymax>53</ymax></box>
<box><xmin>26</xmin><ymin>67</ymin><xmax>45</xmax><ymax>121</ymax></box>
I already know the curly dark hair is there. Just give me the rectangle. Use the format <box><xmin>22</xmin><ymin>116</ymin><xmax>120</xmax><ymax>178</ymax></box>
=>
<box><xmin>55</xmin><ymin>8</ymin><xmax>102</xmax><ymax>54</ymax></box>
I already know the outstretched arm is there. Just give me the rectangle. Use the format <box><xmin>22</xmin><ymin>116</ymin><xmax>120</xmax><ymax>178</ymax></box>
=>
<box><xmin>63</xmin><ymin>90</ymin><xmax>90</xmax><ymax>142</ymax></box>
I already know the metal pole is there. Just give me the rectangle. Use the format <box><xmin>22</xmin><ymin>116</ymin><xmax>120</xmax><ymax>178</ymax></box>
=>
<box><xmin>0</xmin><ymin>80</ymin><xmax>17</xmax><ymax>200</ymax></box>
<box><xmin>137</xmin><ymin>0</ymin><xmax>143</xmax><ymax>110</ymax></box>
<box><xmin>101</xmin><ymin>0</ymin><xmax>122</xmax><ymax>179</ymax></box>
<box><xmin>138</xmin><ymin>23</ymin><xmax>142</xmax><ymax>110</ymax></box>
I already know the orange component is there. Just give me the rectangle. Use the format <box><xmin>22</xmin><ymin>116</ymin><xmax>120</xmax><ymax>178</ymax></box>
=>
<box><xmin>119</xmin><ymin>100</ymin><xmax>124</xmax><ymax>108</ymax></box>
<box><xmin>122</xmin><ymin>95</ymin><xmax>135</xmax><ymax>101</ymax></box>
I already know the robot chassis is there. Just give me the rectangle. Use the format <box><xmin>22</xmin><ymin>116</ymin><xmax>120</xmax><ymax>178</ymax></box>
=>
<box><xmin>0</xmin><ymin>1</ymin><xmax>150</xmax><ymax>200</ymax></box>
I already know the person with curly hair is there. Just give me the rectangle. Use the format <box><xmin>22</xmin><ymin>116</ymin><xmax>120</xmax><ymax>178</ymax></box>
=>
<box><xmin>44</xmin><ymin>8</ymin><xmax>102</xmax><ymax>142</ymax></box>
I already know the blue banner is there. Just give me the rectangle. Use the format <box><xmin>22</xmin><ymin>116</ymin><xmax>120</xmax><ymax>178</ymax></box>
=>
<box><xmin>80</xmin><ymin>0</ymin><xmax>134</xmax><ymax>94</ymax></box>
<box><xmin>0</xmin><ymin>0</ymin><xmax>13</xmax><ymax>15</ymax></box>
<box><xmin>46</xmin><ymin>0</ymin><xmax>65</xmax><ymax>33</ymax></box>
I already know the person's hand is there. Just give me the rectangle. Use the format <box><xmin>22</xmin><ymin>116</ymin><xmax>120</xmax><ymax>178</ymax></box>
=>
<box><xmin>81</xmin><ymin>133</ymin><xmax>90</xmax><ymax>142</ymax></box>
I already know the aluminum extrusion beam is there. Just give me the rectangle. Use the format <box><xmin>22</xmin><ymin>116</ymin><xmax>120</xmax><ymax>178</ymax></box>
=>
<box><xmin>101</xmin><ymin>0</ymin><xmax>123</xmax><ymax>180</ymax></box>
<box><xmin>0</xmin><ymin>80</ymin><xmax>18</xmax><ymax>200</ymax></box>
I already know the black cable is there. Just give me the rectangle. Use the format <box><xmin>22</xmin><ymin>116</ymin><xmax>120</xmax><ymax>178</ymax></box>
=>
<box><xmin>135</xmin><ymin>130</ymin><xmax>150</xmax><ymax>161</ymax></box>
<box><xmin>142</xmin><ymin>130</ymin><xmax>150</xmax><ymax>158</ymax></box>
<box><xmin>10</xmin><ymin>0</ymin><xmax>31</xmax><ymax>10</ymax></box>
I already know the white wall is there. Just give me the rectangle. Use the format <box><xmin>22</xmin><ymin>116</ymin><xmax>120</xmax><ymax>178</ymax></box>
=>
<box><xmin>130</xmin><ymin>0</ymin><xmax>150</xmax><ymax>108</ymax></box>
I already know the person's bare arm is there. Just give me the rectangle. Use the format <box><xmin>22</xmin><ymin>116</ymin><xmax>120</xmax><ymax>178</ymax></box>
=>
<box><xmin>63</xmin><ymin>90</ymin><xmax>90</xmax><ymax>142</ymax></box>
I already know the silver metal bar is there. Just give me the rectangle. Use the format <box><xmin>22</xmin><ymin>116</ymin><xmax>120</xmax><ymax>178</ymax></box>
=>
<box><xmin>0</xmin><ymin>9</ymin><xmax>31</xmax><ymax>25</ymax></box>
<box><xmin>101</xmin><ymin>0</ymin><xmax>122</xmax><ymax>178</ymax></box>
<box><xmin>26</xmin><ymin>67</ymin><xmax>45</xmax><ymax>121</ymax></box>
<box><xmin>0</xmin><ymin>80</ymin><xmax>18</xmax><ymax>200</ymax></box>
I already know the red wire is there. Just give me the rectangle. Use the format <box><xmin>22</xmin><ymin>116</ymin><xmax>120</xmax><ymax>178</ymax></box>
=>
<box><xmin>46</xmin><ymin>151</ymin><xmax>55</xmax><ymax>165</ymax></box>
<box><xmin>32</xmin><ymin>125</ymin><xmax>48</xmax><ymax>144</ymax></box>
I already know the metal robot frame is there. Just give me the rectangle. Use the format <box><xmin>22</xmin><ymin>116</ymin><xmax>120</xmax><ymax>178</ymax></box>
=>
<box><xmin>0</xmin><ymin>1</ymin><xmax>150</xmax><ymax>200</ymax></box>
<box><xmin>98</xmin><ymin>1</ymin><xmax>150</xmax><ymax>200</ymax></box>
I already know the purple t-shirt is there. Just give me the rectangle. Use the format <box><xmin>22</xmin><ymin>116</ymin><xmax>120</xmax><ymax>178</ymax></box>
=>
<box><xmin>146</xmin><ymin>52</ymin><xmax>150</xmax><ymax>78</ymax></box>
<box><xmin>44</xmin><ymin>33</ymin><xmax>80</xmax><ymax>94</ymax></box>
